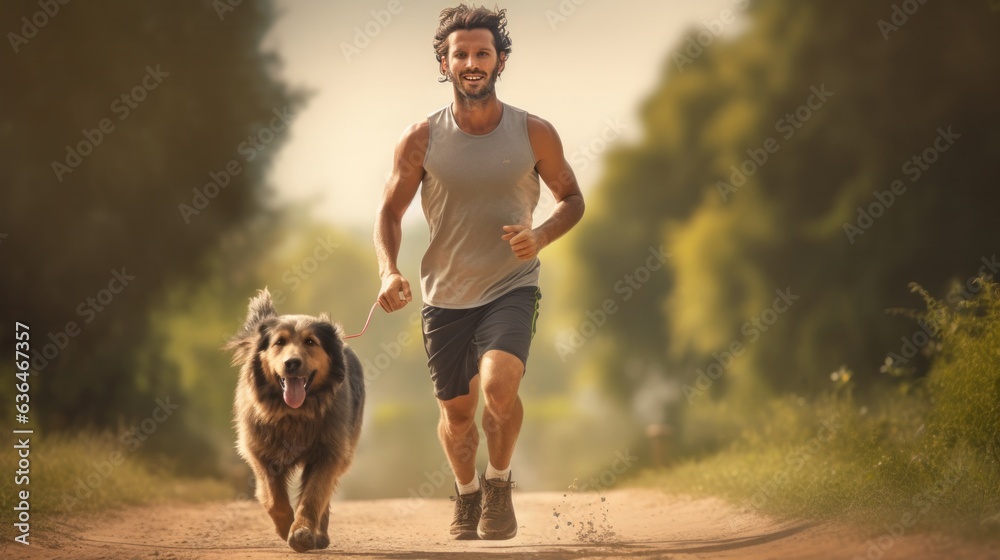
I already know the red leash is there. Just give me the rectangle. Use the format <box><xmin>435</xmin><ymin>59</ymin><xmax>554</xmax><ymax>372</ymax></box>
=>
<box><xmin>343</xmin><ymin>301</ymin><xmax>380</xmax><ymax>339</ymax></box>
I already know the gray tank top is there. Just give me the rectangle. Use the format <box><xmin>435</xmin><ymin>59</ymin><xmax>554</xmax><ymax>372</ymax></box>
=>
<box><xmin>420</xmin><ymin>102</ymin><xmax>541</xmax><ymax>309</ymax></box>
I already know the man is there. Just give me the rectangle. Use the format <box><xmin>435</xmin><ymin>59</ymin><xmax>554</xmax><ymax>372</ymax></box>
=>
<box><xmin>373</xmin><ymin>4</ymin><xmax>584</xmax><ymax>541</ymax></box>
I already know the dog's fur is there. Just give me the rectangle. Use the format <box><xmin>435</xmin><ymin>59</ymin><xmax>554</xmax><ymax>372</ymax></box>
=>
<box><xmin>225</xmin><ymin>289</ymin><xmax>364</xmax><ymax>552</ymax></box>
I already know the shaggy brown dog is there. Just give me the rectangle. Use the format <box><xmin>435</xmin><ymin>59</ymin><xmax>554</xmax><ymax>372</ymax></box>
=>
<box><xmin>225</xmin><ymin>289</ymin><xmax>364</xmax><ymax>552</ymax></box>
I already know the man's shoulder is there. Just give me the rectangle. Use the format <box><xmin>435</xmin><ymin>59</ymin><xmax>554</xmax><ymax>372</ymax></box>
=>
<box><xmin>502</xmin><ymin>103</ymin><xmax>546</xmax><ymax>127</ymax></box>
<box><xmin>398</xmin><ymin>119</ymin><xmax>431</xmax><ymax>147</ymax></box>
<box><xmin>398</xmin><ymin>104</ymin><xmax>452</xmax><ymax>143</ymax></box>
<box><xmin>426</xmin><ymin>104</ymin><xmax>450</xmax><ymax>120</ymax></box>
<box><xmin>524</xmin><ymin>112</ymin><xmax>560</xmax><ymax>145</ymax></box>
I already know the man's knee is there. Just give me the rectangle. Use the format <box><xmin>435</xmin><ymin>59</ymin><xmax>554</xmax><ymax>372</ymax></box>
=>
<box><xmin>481</xmin><ymin>350</ymin><xmax>525</xmax><ymax>378</ymax></box>
<box><xmin>481</xmin><ymin>351</ymin><xmax>523</xmax><ymax>412</ymax></box>
<box><xmin>439</xmin><ymin>395</ymin><xmax>477</xmax><ymax>433</ymax></box>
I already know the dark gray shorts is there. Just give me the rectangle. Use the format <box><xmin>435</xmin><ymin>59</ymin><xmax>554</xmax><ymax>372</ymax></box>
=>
<box><xmin>421</xmin><ymin>286</ymin><xmax>541</xmax><ymax>401</ymax></box>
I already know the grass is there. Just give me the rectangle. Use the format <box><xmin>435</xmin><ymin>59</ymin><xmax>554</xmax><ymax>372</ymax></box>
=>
<box><xmin>0</xmin><ymin>431</ymin><xmax>233</xmax><ymax>542</ymax></box>
<box><xmin>638</xmin><ymin>279</ymin><xmax>1000</xmax><ymax>537</ymax></box>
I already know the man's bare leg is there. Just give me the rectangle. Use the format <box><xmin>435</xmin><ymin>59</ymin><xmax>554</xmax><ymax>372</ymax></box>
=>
<box><xmin>477</xmin><ymin>349</ymin><xmax>523</xmax><ymax>540</ymax></box>
<box><xmin>437</xmin><ymin>376</ymin><xmax>481</xmax><ymax>485</ymax></box>
<box><xmin>480</xmin><ymin>350</ymin><xmax>524</xmax><ymax>471</ymax></box>
<box><xmin>438</xmin><ymin>377</ymin><xmax>483</xmax><ymax>539</ymax></box>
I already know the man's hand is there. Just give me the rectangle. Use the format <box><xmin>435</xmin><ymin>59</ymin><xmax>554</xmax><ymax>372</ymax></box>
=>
<box><xmin>502</xmin><ymin>225</ymin><xmax>544</xmax><ymax>261</ymax></box>
<box><xmin>378</xmin><ymin>273</ymin><xmax>413</xmax><ymax>312</ymax></box>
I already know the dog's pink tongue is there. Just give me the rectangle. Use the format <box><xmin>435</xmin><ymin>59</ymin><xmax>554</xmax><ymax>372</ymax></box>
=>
<box><xmin>283</xmin><ymin>377</ymin><xmax>306</xmax><ymax>408</ymax></box>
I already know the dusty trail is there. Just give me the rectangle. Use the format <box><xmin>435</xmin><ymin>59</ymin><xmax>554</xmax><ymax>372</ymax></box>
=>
<box><xmin>10</xmin><ymin>489</ymin><xmax>1000</xmax><ymax>559</ymax></box>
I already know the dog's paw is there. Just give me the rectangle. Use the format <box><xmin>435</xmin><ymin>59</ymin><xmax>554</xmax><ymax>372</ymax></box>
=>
<box><xmin>288</xmin><ymin>527</ymin><xmax>316</xmax><ymax>553</ymax></box>
<box><xmin>272</xmin><ymin>516</ymin><xmax>293</xmax><ymax>541</ymax></box>
<box><xmin>315</xmin><ymin>532</ymin><xmax>330</xmax><ymax>549</ymax></box>
<box><xmin>276</xmin><ymin>525</ymin><xmax>290</xmax><ymax>542</ymax></box>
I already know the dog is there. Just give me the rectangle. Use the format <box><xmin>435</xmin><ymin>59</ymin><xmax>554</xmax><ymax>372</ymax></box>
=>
<box><xmin>225</xmin><ymin>288</ymin><xmax>364</xmax><ymax>552</ymax></box>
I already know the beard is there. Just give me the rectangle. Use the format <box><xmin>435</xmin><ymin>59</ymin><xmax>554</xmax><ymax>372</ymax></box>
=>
<box><xmin>449</xmin><ymin>63</ymin><xmax>501</xmax><ymax>102</ymax></box>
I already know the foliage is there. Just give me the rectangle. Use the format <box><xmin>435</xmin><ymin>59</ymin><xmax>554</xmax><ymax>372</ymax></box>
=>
<box><xmin>573</xmin><ymin>0</ymin><xmax>1000</xmax><ymax>406</ymax></box>
<box><xmin>921</xmin><ymin>279</ymin><xmax>1000</xmax><ymax>464</ymax></box>
<box><xmin>0</xmin><ymin>0</ymin><xmax>304</xmax><ymax>433</ymax></box>
<box><xmin>646</xmin><ymin>280</ymin><xmax>1000</xmax><ymax>533</ymax></box>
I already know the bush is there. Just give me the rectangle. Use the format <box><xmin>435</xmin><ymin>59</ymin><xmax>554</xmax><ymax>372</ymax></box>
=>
<box><xmin>646</xmin><ymin>279</ymin><xmax>1000</xmax><ymax>534</ymax></box>
<box><xmin>920</xmin><ymin>279</ymin><xmax>1000</xmax><ymax>458</ymax></box>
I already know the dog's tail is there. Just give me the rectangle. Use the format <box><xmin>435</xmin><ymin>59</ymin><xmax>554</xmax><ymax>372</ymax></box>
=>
<box><xmin>223</xmin><ymin>288</ymin><xmax>278</xmax><ymax>364</ymax></box>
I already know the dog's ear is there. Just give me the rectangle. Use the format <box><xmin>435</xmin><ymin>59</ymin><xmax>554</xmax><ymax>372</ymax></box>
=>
<box><xmin>255</xmin><ymin>318</ymin><xmax>276</xmax><ymax>353</ymax></box>
<box><xmin>224</xmin><ymin>317</ymin><xmax>276</xmax><ymax>365</ymax></box>
<box><xmin>313</xmin><ymin>320</ymin><xmax>343</xmax><ymax>358</ymax></box>
<box><xmin>223</xmin><ymin>333</ymin><xmax>250</xmax><ymax>365</ymax></box>
<box><xmin>249</xmin><ymin>319</ymin><xmax>278</xmax><ymax>388</ymax></box>
<box><xmin>243</xmin><ymin>288</ymin><xmax>278</xmax><ymax>333</ymax></box>
<box><xmin>224</xmin><ymin>289</ymin><xmax>278</xmax><ymax>366</ymax></box>
<box><xmin>313</xmin><ymin>320</ymin><xmax>346</xmax><ymax>383</ymax></box>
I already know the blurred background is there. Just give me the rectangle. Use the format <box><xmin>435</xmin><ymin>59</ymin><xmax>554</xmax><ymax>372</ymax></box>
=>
<box><xmin>2</xmin><ymin>0</ymin><xmax>998</xmax><ymax>513</ymax></box>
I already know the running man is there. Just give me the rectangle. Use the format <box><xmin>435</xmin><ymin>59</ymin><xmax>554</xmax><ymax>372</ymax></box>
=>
<box><xmin>373</xmin><ymin>4</ymin><xmax>584</xmax><ymax>540</ymax></box>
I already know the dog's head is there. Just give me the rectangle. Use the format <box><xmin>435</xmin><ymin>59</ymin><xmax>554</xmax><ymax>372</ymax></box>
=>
<box><xmin>226</xmin><ymin>288</ymin><xmax>346</xmax><ymax>410</ymax></box>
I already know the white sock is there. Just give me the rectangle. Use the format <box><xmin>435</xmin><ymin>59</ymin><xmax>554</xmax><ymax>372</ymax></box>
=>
<box><xmin>485</xmin><ymin>462</ymin><xmax>510</xmax><ymax>481</ymax></box>
<box><xmin>457</xmin><ymin>470</ymin><xmax>481</xmax><ymax>495</ymax></box>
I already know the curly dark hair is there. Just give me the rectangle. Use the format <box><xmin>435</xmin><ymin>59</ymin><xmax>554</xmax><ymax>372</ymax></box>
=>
<box><xmin>433</xmin><ymin>4</ymin><xmax>513</xmax><ymax>66</ymax></box>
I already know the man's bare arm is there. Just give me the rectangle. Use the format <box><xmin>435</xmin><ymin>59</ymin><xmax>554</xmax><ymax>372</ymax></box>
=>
<box><xmin>502</xmin><ymin>115</ymin><xmax>585</xmax><ymax>260</ymax></box>
<box><xmin>374</xmin><ymin>121</ymin><xmax>429</xmax><ymax>312</ymax></box>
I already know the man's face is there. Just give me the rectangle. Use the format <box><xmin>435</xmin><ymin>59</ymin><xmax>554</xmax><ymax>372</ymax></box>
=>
<box><xmin>441</xmin><ymin>28</ymin><xmax>505</xmax><ymax>101</ymax></box>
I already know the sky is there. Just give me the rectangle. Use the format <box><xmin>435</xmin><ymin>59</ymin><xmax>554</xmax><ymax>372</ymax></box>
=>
<box><xmin>263</xmin><ymin>0</ymin><xmax>744</xmax><ymax>230</ymax></box>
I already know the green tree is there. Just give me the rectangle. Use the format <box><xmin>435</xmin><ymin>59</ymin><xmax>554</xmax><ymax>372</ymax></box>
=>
<box><xmin>575</xmin><ymin>1</ymin><xmax>1000</xmax><ymax>405</ymax></box>
<box><xmin>1</xmin><ymin>0</ymin><xmax>303</xmax><ymax>436</ymax></box>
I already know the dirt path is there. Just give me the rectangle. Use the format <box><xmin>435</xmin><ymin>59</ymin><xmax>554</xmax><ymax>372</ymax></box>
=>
<box><xmin>11</xmin><ymin>489</ymin><xmax>1000</xmax><ymax>559</ymax></box>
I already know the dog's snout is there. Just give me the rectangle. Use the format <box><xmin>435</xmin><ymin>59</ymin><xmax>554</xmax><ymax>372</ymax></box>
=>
<box><xmin>284</xmin><ymin>358</ymin><xmax>302</xmax><ymax>372</ymax></box>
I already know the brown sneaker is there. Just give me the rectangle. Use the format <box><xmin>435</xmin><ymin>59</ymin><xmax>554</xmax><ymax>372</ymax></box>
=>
<box><xmin>449</xmin><ymin>485</ymin><xmax>482</xmax><ymax>540</ymax></box>
<box><xmin>477</xmin><ymin>474</ymin><xmax>517</xmax><ymax>540</ymax></box>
